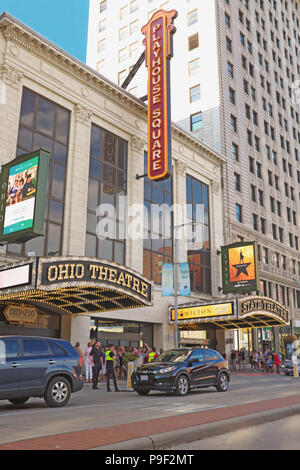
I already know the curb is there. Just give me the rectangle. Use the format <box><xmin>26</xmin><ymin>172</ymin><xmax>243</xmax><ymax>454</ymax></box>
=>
<box><xmin>92</xmin><ymin>404</ymin><xmax>300</xmax><ymax>450</ymax></box>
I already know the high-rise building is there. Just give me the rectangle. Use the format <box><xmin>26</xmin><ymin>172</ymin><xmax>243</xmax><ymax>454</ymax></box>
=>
<box><xmin>86</xmin><ymin>0</ymin><xmax>300</xmax><ymax>348</ymax></box>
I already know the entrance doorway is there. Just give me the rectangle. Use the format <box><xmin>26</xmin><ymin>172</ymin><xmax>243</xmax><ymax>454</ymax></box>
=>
<box><xmin>90</xmin><ymin>318</ymin><xmax>153</xmax><ymax>348</ymax></box>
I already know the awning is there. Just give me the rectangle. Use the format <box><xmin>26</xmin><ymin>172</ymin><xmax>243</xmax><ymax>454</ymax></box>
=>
<box><xmin>169</xmin><ymin>296</ymin><xmax>289</xmax><ymax>330</ymax></box>
<box><xmin>0</xmin><ymin>257</ymin><xmax>153</xmax><ymax>315</ymax></box>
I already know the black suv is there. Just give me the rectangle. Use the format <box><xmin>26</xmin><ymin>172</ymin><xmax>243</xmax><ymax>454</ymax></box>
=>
<box><xmin>132</xmin><ymin>348</ymin><xmax>230</xmax><ymax>396</ymax></box>
<box><xmin>0</xmin><ymin>336</ymin><xmax>83</xmax><ymax>407</ymax></box>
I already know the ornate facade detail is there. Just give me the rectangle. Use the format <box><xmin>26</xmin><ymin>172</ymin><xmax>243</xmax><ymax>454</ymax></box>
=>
<box><xmin>74</xmin><ymin>103</ymin><xmax>93</xmax><ymax>125</ymax></box>
<box><xmin>174</xmin><ymin>159</ymin><xmax>186</xmax><ymax>176</ymax></box>
<box><xmin>210</xmin><ymin>178</ymin><xmax>221</xmax><ymax>194</ymax></box>
<box><xmin>131</xmin><ymin>135</ymin><xmax>146</xmax><ymax>153</ymax></box>
<box><xmin>0</xmin><ymin>63</ymin><xmax>23</xmax><ymax>88</ymax></box>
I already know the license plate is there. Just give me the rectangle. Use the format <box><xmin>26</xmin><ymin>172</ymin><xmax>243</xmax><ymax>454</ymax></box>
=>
<box><xmin>140</xmin><ymin>375</ymin><xmax>148</xmax><ymax>382</ymax></box>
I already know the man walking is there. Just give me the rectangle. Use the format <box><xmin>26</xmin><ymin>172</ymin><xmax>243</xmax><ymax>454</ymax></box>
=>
<box><xmin>90</xmin><ymin>342</ymin><xmax>103</xmax><ymax>390</ymax></box>
<box><xmin>105</xmin><ymin>345</ymin><xmax>120</xmax><ymax>392</ymax></box>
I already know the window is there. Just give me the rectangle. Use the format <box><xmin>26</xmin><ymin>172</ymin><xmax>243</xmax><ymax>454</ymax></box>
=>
<box><xmin>143</xmin><ymin>153</ymin><xmax>173</xmax><ymax>284</ymax></box>
<box><xmin>234</xmin><ymin>173</ymin><xmax>241</xmax><ymax>191</ymax></box>
<box><xmin>100</xmin><ymin>0</ymin><xmax>107</xmax><ymax>13</ymax></box>
<box><xmin>232</xmin><ymin>143</ymin><xmax>239</xmax><ymax>160</ymax></box>
<box><xmin>229</xmin><ymin>87</ymin><xmax>235</xmax><ymax>104</ymax></box>
<box><xmin>10</xmin><ymin>88</ymin><xmax>70</xmax><ymax>258</ymax></box>
<box><xmin>130</xmin><ymin>0</ymin><xmax>138</xmax><ymax>13</ymax></box>
<box><xmin>186</xmin><ymin>175</ymin><xmax>211</xmax><ymax>294</ymax></box>
<box><xmin>119</xmin><ymin>26</ymin><xmax>128</xmax><ymax>41</ymax></box>
<box><xmin>86</xmin><ymin>124</ymin><xmax>127</xmax><ymax>265</ymax></box>
<box><xmin>236</xmin><ymin>204</ymin><xmax>242</xmax><ymax>222</ymax></box>
<box><xmin>227</xmin><ymin>62</ymin><xmax>234</xmax><ymax>78</ymax></box>
<box><xmin>118</xmin><ymin>47</ymin><xmax>128</xmax><ymax>62</ymax></box>
<box><xmin>0</xmin><ymin>339</ymin><xmax>19</xmax><ymax>361</ymax></box>
<box><xmin>189</xmin><ymin>85</ymin><xmax>201</xmax><ymax>103</ymax></box>
<box><xmin>188</xmin><ymin>58</ymin><xmax>200</xmax><ymax>76</ymax></box>
<box><xmin>188</xmin><ymin>33</ymin><xmax>199</xmax><ymax>50</ymax></box>
<box><xmin>23</xmin><ymin>339</ymin><xmax>50</xmax><ymax>356</ymax></box>
<box><xmin>97</xmin><ymin>39</ymin><xmax>106</xmax><ymax>54</ymax></box>
<box><xmin>231</xmin><ymin>115</ymin><xmax>237</xmax><ymax>132</ymax></box>
<box><xmin>190</xmin><ymin>112</ymin><xmax>203</xmax><ymax>131</ymax></box>
<box><xmin>187</xmin><ymin>9</ymin><xmax>198</xmax><ymax>26</ymax></box>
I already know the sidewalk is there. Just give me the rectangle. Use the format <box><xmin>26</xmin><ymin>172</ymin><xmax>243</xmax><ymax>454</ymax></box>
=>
<box><xmin>1</xmin><ymin>394</ymin><xmax>300</xmax><ymax>450</ymax></box>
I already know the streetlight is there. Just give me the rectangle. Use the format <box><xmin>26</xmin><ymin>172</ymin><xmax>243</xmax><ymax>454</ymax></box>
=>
<box><xmin>171</xmin><ymin>221</ymin><xmax>198</xmax><ymax>349</ymax></box>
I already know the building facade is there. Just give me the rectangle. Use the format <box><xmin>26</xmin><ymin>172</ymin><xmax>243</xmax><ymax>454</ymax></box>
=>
<box><xmin>86</xmin><ymin>0</ymin><xmax>300</xmax><ymax>353</ymax></box>
<box><xmin>0</xmin><ymin>13</ymin><xmax>226</xmax><ymax>353</ymax></box>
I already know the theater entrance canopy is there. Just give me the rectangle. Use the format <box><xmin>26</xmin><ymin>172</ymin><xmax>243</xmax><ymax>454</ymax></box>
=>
<box><xmin>169</xmin><ymin>297</ymin><xmax>289</xmax><ymax>331</ymax></box>
<box><xmin>0</xmin><ymin>257</ymin><xmax>153</xmax><ymax>315</ymax></box>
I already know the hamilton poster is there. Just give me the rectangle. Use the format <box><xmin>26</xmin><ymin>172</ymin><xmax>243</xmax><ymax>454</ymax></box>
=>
<box><xmin>221</xmin><ymin>242</ymin><xmax>259</xmax><ymax>294</ymax></box>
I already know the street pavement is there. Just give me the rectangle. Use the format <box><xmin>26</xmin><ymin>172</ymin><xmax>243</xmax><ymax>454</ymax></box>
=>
<box><xmin>0</xmin><ymin>372</ymin><xmax>299</xmax><ymax>450</ymax></box>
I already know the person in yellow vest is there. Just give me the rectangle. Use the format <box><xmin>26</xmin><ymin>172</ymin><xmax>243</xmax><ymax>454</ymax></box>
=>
<box><xmin>146</xmin><ymin>346</ymin><xmax>159</xmax><ymax>363</ymax></box>
<box><xmin>105</xmin><ymin>346</ymin><xmax>120</xmax><ymax>392</ymax></box>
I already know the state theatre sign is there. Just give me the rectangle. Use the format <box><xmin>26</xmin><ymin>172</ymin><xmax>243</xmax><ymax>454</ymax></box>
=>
<box><xmin>0</xmin><ymin>257</ymin><xmax>153</xmax><ymax>316</ymax></box>
<box><xmin>142</xmin><ymin>9</ymin><xmax>177</xmax><ymax>182</ymax></box>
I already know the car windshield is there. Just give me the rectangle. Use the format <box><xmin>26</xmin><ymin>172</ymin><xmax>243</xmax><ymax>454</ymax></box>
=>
<box><xmin>156</xmin><ymin>349</ymin><xmax>192</xmax><ymax>363</ymax></box>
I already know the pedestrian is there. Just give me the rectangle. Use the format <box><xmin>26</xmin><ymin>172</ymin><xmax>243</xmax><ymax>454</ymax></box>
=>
<box><xmin>273</xmin><ymin>351</ymin><xmax>281</xmax><ymax>374</ymax></box>
<box><xmin>74</xmin><ymin>342</ymin><xmax>83</xmax><ymax>378</ymax></box>
<box><xmin>84</xmin><ymin>342</ymin><xmax>93</xmax><ymax>383</ymax></box>
<box><xmin>266</xmin><ymin>353</ymin><xmax>273</xmax><ymax>373</ymax></box>
<box><xmin>240</xmin><ymin>348</ymin><xmax>246</xmax><ymax>371</ymax></box>
<box><xmin>146</xmin><ymin>346</ymin><xmax>159</xmax><ymax>363</ymax></box>
<box><xmin>253</xmin><ymin>350</ymin><xmax>258</xmax><ymax>370</ymax></box>
<box><xmin>105</xmin><ymin>345</ymin><xmax>120</xmax><ymax>392</ymax></box>
<box><xmin>230</xmin><ymin>350</ymin><xmax>237</xmax><ymax>371</ymax></box>
<box><xmin>90</xmin><ymin>341</ymin><xmax>103</xmax><ymax>390</ymax></box>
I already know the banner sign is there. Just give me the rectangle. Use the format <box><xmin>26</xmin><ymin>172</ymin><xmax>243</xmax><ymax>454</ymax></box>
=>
<box><xmin>179</xmin><ymin>262</ymin><xmax>190</xmax><ymax>296</ymax></box>
<box><xmin>162</xmin><ymin>263</ymin><xmax>173</xmax><ymax>296</ymax></box>
<box><xmin>170</xmin><ymin>302</ymin><xmax>234</xmax><ymax>322</ymax></box>
<box><xmin>221</xmin><ymin>241</ymin><xmax>259</xmax><ymax>294</ymax></box>
<box><xmin>0</xmin><ymin>149</ymin><xmax>50</xmax><ymax>243</ymax></box>
<box><xmin>142</xmin><ymin>9</ymin><xmax>177</xmax><ymax>182</ymax></box>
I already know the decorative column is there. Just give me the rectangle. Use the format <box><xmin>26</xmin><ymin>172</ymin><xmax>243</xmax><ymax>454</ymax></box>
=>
<box><xmin>0</xmin><ymin>62</ymin><xmax>23</xmax><ymax>165</ymax></box>
<box><xmin>126</xmin><ymin>134</ymin><xmax>146</xmax><ymax>274</ymax></box>
<box><xmin>63</xmin><ymin>103</ymin><xmax>93</xmax><ymax>256</ymax></box>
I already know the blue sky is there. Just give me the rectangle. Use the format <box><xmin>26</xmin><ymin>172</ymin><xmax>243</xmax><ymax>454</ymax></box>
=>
<box><xmin>0</xmin><ymin>0</ymin><xmax>90</xmax><ymax>62</ymax></box>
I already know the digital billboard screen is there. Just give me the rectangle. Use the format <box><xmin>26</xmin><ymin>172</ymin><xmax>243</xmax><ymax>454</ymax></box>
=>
<box><xmin>3</xmin><ymin>155</ymin><xmax>39</xmax><ymax>235</ymax></box>
<box><xmin>0</xmin><ymin>149</ymin><xmax>50</xmax><ymax>243</ymax></box>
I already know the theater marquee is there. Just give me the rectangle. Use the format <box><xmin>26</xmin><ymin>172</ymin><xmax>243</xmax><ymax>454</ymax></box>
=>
<box><xmin>0</xmin><ymin>257</ymin><xmax>153</xmax><ymax>316</ymax></box>
<box><xmin>142</xmin><ymin>9</ymin><xmax>177</xmax><ymax>182</ymax></box>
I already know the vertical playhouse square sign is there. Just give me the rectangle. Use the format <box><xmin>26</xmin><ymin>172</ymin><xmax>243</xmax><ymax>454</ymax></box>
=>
<box><xmin>142</xmin><ymin>9</ymin><xmax>177</xmax><ymax>181</ymax></box>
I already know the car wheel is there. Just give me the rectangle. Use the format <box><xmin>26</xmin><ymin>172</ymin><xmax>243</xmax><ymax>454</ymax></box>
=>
<box><xmin>136</xmin><ymin>389</ymin><xmax>150</xmax><ymax>396</ymax></box>
<box><xmin>44</xmin><ymin>376</ymin><xmax>71</xmax><ymax>407</ymax></box>
<box><xmin>216</xmin><ymin>372</ymin><xmax>229</xmax><ymax>392</ymax></box>
<box><xmin>175</xmin><ymin>374</ymin><xmax>189</xmax><ymax>396</ymax></box>
<box><xmin>8</xmin><ymin>398</ymin><xmax>29</xmax><ymax>405</ymax></box>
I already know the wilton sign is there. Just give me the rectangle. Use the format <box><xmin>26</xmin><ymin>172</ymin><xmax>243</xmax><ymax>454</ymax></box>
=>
<box><xmin>142</xmin><ymin>10</ymin><xmax>177</xmax><ymax>181</ymax></box>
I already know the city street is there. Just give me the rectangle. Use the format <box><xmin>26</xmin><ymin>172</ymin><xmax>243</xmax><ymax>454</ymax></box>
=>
<box><xmin>0</xmin><ymin>373</ymin><xmax>299</xmax><ymax>449</ymax></box>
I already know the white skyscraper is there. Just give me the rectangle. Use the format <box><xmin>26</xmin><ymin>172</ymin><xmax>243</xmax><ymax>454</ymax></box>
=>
<box><xmin>86</xmin><ymin>0</ymin><xmax>221</xmax><ymax>151</ymax></box>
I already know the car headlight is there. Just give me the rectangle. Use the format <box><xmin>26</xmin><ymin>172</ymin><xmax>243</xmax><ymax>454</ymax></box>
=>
<box><xmin>158</xmin><ymin>366</ymin><xmax>177</xmax><ymax>374</ymax></box>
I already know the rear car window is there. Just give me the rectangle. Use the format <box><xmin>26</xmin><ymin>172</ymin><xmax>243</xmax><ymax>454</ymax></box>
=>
<box><xmin>0</xmin><ymin>339</ymin><xmax>19</xmax><ymax>362</ymax></box>
<box><xmin>23</xmin><ymin>339</ymin><xmax>50</xmax><ymax>356</ymax></box>
<box><xmin>48</xmin><ymin>340</ymin><xmax>67</xmax><ymax>356</ymax></box>
<box><xmin>204</xmin><ymin>349</ymin><xmax>218</xmax><ymax>360</ymax></box>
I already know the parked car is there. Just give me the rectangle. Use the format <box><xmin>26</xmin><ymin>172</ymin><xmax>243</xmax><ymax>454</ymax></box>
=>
<box><xmin>0</xmin><ymin>336</ymin><xmax>83</xmax><ymax>407</ymax></box>
<box><xmin>132</xmin><ymin>348</ymin><xmax>230</xmax><ymax>396</ymax></box>
<box><xmin>283</xmin><ymin>357</ymin><xmax>300</xmax><ymax>376</ymax></box>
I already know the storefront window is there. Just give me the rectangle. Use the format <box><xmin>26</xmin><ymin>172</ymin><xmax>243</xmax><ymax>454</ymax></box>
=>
<box><xmin>7</xmin><ymin>87</ymin><xmax>70</xmax><ymax>257</ymax></box>
<box><xmin>86</xmin><ymin>124</ymin><xmax>127</xmax><ymax>264</ymax></box>
<box><xmin>143</xmin><ymin>153</ymin><xmax>173</xmax><ymax>284</ymax></box>
<box><xmin>186</xmin><ymin>175</ymin><xmax>211</xmax><ymax>294</ymax></box>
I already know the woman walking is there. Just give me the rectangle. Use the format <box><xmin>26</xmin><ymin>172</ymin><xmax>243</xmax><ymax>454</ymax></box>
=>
<box><xmin>84</xmin><ymin>342</ymin><xmax>93</xmax><ymax>383</ymax></box>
